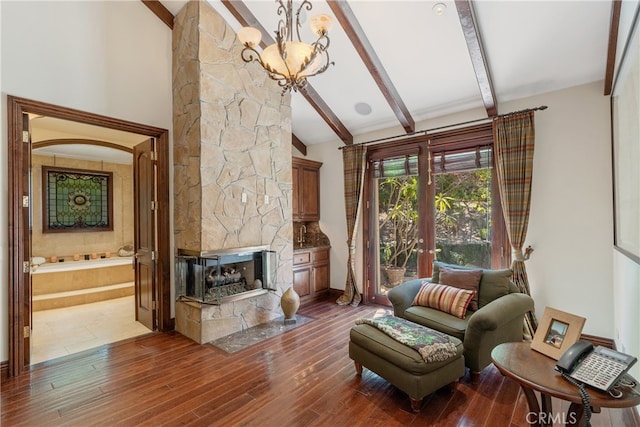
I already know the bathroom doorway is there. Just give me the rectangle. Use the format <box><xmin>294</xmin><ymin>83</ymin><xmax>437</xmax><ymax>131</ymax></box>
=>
<box><xmin>7</xmin><ymin>96</ymin><xmax>172</xmax><ymax>376</ymax></box>
<box><xmin>30</xmin><ymin>131</ymin><xmax>145</xmax><ymax>364</ymax></box>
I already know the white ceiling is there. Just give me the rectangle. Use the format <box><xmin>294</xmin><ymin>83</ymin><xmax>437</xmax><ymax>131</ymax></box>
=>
<box><xmin>35</xmin><ymin>0</ymin><xmax>622</xmax><ymax>162</ymax></box>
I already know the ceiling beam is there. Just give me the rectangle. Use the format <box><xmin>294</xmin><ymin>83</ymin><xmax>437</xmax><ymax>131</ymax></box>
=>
<box><xmin>142</xmin><ymin>0</ymin><xmax>174</xmax><ymax>29</ymax></box>
<box><xmin>455</xmin><ymin>0</ymin><xmax>498</xmax><ymax>117</ymax></box>
<box><xmin>221</xmin><ymin>0</ymin><xmax>353</xmax><ymax>145</ymax></box>
<box><xmin>299</xmin><ymin>85</ymin><xmax>353</xmax><ymax>145</ymax></box>
<box><xmin>604</xmin><ymin>0</ymin><xmax>622</xmax><ymax>95</ymax></box>
<box><xmin>292</xmin><ymin>135</ymin><xmax>307</xmax><ymax>156</ymax></box>
<box><xmin>328</xmin><ymin>1</ymin><xmax>415</xmax><ymax>134</ymax></box>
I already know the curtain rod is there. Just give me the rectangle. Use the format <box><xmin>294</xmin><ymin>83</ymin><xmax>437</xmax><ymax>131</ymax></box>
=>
<box><xmin>338</xmin><ymin>105</ymin><xmax>548</xmax><ymax>150</ymax></box>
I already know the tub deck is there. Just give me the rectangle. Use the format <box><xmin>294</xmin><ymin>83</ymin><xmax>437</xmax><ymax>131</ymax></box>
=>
<box><xmin>32</xmin><ymin>257</ymin><xmax>134</xmax><ymax>311</ymax></box>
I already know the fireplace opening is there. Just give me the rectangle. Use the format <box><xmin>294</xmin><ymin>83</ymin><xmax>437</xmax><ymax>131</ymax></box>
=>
<box><xmin>176</xmin><ymin>246</ymin><xmax>276</xmax><ymax>304</ymax></box>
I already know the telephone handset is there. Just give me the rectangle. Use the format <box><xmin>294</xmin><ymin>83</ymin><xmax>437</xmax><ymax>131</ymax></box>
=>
<box><xmin>555</xmin><ymin>340</ymin><xmax>637</xmax><ymax>392</ymax></box>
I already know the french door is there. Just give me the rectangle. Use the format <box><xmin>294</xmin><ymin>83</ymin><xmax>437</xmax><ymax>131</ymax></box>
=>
<box><xmin>134</xmin><ymin>139</ymin><xmax>157</xmax><ymax>331</ymax></box>
<box><xmin>364</xmin><ymin>124</ymin><xmax>508</xmax><ymax>305</ymax></box>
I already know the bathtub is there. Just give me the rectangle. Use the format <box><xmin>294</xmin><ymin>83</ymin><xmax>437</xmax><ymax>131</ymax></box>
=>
<box><xmin>32</xmin><ymin>256</ymin><xmax>133</xmax><ymax>274</ymax></box>
<box><xmin>32</xmin><ymin>256</ymin><xmax>135</xmax><ymax>311</ymax></box>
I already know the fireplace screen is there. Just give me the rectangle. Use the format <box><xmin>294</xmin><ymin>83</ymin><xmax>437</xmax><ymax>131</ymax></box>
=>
<box><xmin>176</xmin><ymin>246</ymin><xmax>276</xmax><ymax>304</ymax></box>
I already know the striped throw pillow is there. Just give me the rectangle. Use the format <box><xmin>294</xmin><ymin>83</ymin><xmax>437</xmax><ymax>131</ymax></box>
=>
<box><xmin>412</xmin><ymin>282</ymin><xmax>476</xmax><ymax>319</ymax></box>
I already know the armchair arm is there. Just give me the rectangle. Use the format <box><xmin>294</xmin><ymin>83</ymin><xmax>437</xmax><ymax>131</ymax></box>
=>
<box><xmin>463</xmin><ymin>292</ymin><xmax>535</xmax><ymax>373</ymax></box>
<box><xmin>467</xmin><ymin>293</ymin><xmax>535</xmax><ymax>333</ymax></box>
<box><xmin>387</xmin><ymin>279</ymin><xmax>426</xmax><ymax>318</ymax></box>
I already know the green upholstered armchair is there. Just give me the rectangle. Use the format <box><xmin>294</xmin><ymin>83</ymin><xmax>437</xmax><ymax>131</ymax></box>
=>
<box><xmin>387</xmin><ymin>261</ymin><xmax>535</xmax><ymax>382</ymax></box>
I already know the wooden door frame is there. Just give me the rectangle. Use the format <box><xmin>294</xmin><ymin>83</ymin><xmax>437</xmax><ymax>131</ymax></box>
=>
<box><xmin>363</xmin><ymin>140</ymin><xmax>424</xmax><ymax>306</ymax></box>
<box><xmin>6</xmin><ymin>95</ymin><xmax>172</xmax><ymax>377</ymax></box>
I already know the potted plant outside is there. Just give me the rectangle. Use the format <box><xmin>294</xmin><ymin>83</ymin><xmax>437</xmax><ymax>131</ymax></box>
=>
<box><xmin>379</xmin><ymin>176</ymin><xmax>419</xmax><ymax>287</ymax></box>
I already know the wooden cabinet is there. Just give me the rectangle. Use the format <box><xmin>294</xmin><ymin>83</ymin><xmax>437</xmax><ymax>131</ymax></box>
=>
<box><xmin>292</xmin><ymin>157</ymin><xmax>322</xmax><ymax>221</ymax></box>
<box><xmin>292</xmin><ymin>247</ymin><xmax>330</xmax><ymax>303</ymax></box>
<box><xmin>292</xmin><ymin>251</ymin><xmax>312</xmax><ymax>298</ymax></box>
<box><xmin>310</xmin><ymin>249</ymin><xmax>329</xmax><ymax>295</ymax></box>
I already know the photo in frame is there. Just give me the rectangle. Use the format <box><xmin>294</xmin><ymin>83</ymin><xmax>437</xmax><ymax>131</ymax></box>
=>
<box><xmin>611</xmin><ymin>4</ymin><xmax>640</xmax><ymax>264</ymax></box>
<box><xmin>531</xmin><ymin>307</ymin><xmax>586</xmax><ymax>360</ymax></box>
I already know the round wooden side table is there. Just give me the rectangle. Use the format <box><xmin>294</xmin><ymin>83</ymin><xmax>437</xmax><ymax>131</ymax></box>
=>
<box><xmin>491</xmin><ymin>342</ymin><xmax>640</xmax><ymax>427</ymax></box>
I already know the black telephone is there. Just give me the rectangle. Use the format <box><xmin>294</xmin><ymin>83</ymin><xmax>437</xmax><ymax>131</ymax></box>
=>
<box><xmin>556</xmin><ymin>340</ymin><xmax>637</xmax><ymax>392</ymax></box>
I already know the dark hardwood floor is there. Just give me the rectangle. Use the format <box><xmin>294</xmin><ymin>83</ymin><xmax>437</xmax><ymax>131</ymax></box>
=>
<box><xmin>2</xmin><ymin>298</ymin><xmax>639</xmax><ymax>426</ymax></box>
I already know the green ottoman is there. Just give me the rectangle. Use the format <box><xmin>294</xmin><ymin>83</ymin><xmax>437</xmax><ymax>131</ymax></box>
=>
<box><xmin>349</xmin><ymin>323</ymin><xmax>465</xmax><ymax>412</ymax></box>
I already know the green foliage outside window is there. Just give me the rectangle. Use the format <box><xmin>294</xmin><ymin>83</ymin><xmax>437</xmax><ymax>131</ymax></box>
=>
<box><xmin>378</xmin><ymin>175</ymin><xmax>418</xmax><ymax>269</ymax></box>
<box><xmin>378</xmin><ymin>168</ymin><xmax>492</xmax><ymax>271</ymax></box>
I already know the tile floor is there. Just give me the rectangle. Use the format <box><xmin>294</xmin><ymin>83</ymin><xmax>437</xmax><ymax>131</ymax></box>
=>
<box><xmin>31</xmin><ymin>293</ymin><xmax>153</xmax><ymax>365</ymax></box>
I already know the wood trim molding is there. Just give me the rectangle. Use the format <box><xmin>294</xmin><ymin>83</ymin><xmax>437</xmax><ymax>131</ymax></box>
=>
<box><xmin>33</xmin><ymin>139</ymin><xmax>134</xmax><ymax>153</ymax></box>
<box><xmin>220</xmin><ymin>0</ymin><xmax>353</xmax><ymax>145</ymax></box>
<box><xmin>142</xmin><ymin>0</ymin><xmax>174</xmax><ymax>29</ymax></box>
<box><xmin>328</xmin><ymin>1</ymin><xmax>415</xmax><ymax>134</ymax></box>
<box><xmin>6</xmin><ymin>95</ymin><xmax>172</xmax><ymax>377</ymax></box>
<box><xmin>604</xmin><ymin>0</ymin><xmax>622</xmax><ymax>95</ymax></box>
<box><xmin>455</xmin><ymin>0</ymin><xmax>498</xmax><ymax>117</ymax></box>
<box><xmin>7</xmin><ymin>96</ymin><xmax>26</xmax><ymax>378</ymax></box>
<box><xmin>327</xmin><ymin>288</ymin><xmax>343</xmax><ymax>301</ymax></box>
<box><xmin>0</xmin><ymin>360</ymin><xmax>8</xmax><ymax>382</ymax></box>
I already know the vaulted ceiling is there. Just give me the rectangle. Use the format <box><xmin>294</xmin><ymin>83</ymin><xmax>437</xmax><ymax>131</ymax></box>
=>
<box><xmin>31</xmin><ymin>0</ymin><xmax>626</xmax><ymax>163</ymax></box>
<box><xmin>154</xmin><ymin>0</ymin><xmax>623</xmax><ymax>155</ymax></box>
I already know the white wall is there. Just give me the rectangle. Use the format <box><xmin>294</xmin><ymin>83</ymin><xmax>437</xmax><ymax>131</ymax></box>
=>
<box><xmin>307</xmin><ymin>82</ymin><xmax>616</xmax><ymax>340</ymax></box>
<box><xmin>520</xmin><ymin>83</ymin><xmax>612</xmax><ymax>338</ymax></box>
<box><xmin>1</xmin><ymin>1</ymin><xmax>174</xmax><ymax>362</ymax></box>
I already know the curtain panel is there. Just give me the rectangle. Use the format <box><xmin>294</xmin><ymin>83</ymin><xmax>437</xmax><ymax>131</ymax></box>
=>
<box><xmin>493</xmin><ymin>111</ymin><xmax>538</xmax><ymax>340</ymax></box>
<box><xmin>337</xmin><ymin>145</ymin><xmax>366</xmax><ymax>306</ymax></box>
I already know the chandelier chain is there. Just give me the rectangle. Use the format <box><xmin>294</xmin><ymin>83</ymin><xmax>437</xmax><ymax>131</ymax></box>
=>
<box><xmin>238</xmin><ymin>0</ymin><xmax>334</xmax><ymax>95</ymax></box>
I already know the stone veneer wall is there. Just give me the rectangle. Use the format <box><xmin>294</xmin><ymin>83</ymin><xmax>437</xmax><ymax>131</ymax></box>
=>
<box><xmin>172</xmin><ymin>1</ymin><xmax>294</xmax><ymax>342</ymax></box>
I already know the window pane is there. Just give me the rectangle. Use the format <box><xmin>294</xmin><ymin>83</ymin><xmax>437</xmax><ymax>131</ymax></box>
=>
<box><xmin>432</xmin><ymin>147</ymin><xmax>491</xmax><ymax>173</ymax></box>
<box><xmin>434</xmin><ymin>168</ymin><xmax>492</xmax><ymax>268</ymax></box>
<box><xmin>376</xmin><ymin>175</ymin><xmax>419</xmax><ymax>295</ymax></box>
<box><xmin>373</xmin><ymin>154</ymin><xmax>418</xmax><ymax>178</ymax></box>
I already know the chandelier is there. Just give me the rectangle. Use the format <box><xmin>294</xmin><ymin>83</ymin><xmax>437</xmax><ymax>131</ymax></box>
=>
<box><xmin>237</xmin><ymin>0</ymin><xmax>334</xmax><ymax>95</ymax></box>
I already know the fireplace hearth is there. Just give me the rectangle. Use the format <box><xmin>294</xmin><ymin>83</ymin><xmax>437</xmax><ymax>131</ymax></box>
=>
<box><xmin>176</xmin><ymin>246</ymin><xmax>276</xmax><ymax>305</ymax></box>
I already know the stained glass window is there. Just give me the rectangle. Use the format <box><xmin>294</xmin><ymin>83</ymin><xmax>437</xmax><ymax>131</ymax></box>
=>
<box><xmin>43</xmin><ymin>167</ymin><xmax>113</xmax><ymax>232</ymax></box>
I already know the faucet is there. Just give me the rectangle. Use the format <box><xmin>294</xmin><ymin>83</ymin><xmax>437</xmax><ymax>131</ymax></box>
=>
<box><xmin>298</xmin><ymin>224</ymin><xmax>307</xmax><ymax>244</ymax></box>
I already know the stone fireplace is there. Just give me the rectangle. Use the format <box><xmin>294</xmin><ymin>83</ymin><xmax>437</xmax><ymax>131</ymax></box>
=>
<box><xmin>176</xmin><ymin>246</ymin><xmax>276</xmax><ymax>304</ymax></box>
<box><xmin>172</xmin><ymin>1</ymin><xmax>293</xmax><ymax>344</ymax></box>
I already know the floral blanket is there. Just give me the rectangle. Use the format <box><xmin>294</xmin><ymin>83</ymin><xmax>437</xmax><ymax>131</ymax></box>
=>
<box><xmin>356</xmin><ymin>315</ymin><xmax>457</xmax><ymax>363</ymax></box>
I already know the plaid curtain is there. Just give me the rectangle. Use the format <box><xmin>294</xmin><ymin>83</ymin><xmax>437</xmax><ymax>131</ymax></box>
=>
<box><xmin>493</xmin><ymin>111</ymin><xmax>538</xmax><ymax>340</ymax></box>
<box><xmin>336</xmin><ymin>145</ymin><xmax>366</xmax><ymax>307</ymax></box>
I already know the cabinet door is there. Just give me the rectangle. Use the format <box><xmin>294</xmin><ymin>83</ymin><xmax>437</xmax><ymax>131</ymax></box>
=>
<box><xmin>300</xmin><ymin>167</ymin><xmax>320</xmax><ymax>220</ymax></box>
<box><xmin>312</xmin><ymin>262</ymin><xmax>330</xmax><ymax>294</ymax></box>
<box><xmin>292</xmin><ymin>163</ymin><xmax>300</xmax><ymax>219</ymax></box>
<box><xmin>293</xmin><ymin>266</ymin><xmax>311</xmax><ymax>297</ymax></box>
